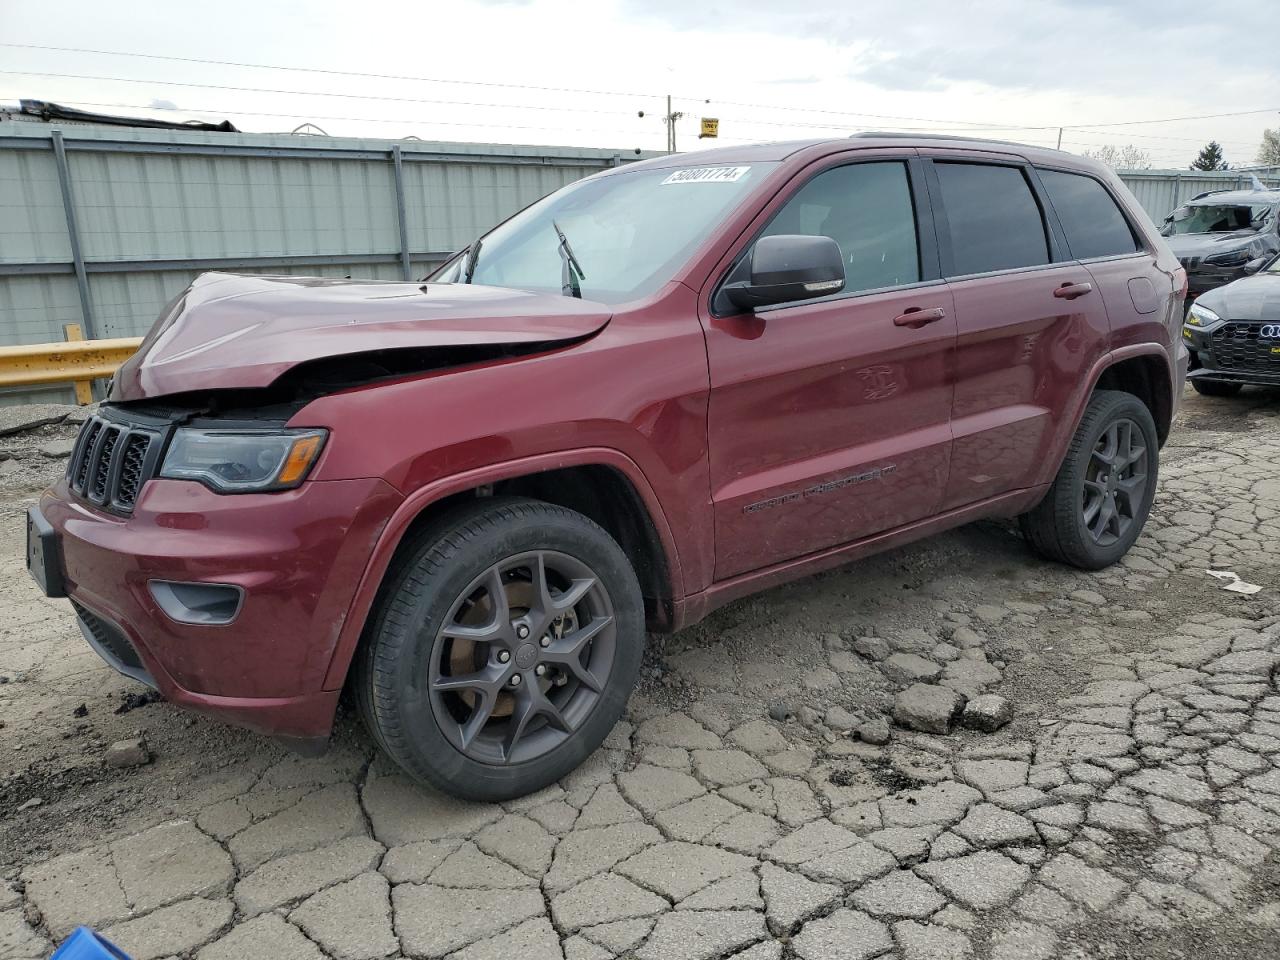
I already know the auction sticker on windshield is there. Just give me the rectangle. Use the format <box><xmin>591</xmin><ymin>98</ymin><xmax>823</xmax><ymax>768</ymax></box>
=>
<box><xmin>662</xmin><ymin>166</ymin><xmax>751</xmax><ymax>185</ymax></box>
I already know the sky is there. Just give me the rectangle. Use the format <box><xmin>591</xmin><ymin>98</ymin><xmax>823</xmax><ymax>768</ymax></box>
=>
<box><xmin>2</xmin><ymin>0</ymin><xmax>1278</xmax><ymax>169</ymax></box>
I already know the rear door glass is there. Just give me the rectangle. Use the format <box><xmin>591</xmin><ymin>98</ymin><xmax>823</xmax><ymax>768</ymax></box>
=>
<box><xmin>933</xmin><ymin>162</ymin><xmax>1049</xmax><ymax>277</ymax></box>
<box><xmin>1039</xmin><ymin>169</ymin><xmax>1139</xmax><ymax>259</ymax></box>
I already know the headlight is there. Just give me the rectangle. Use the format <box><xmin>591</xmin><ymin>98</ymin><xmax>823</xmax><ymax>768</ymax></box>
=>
<box><xmin>1185</xmin><ymin>303</ymin><xmax>1221</xmax><ymax>327</ymax></box>
<box><xmin>1204</xmin><ymin>248</ymin><xmax>1250</xmax><ymax>267</ymax></box>
<box><xmin>160</xmin><ymin>428</ymin><xmax>327</xmax><ymax>493</ymax></box>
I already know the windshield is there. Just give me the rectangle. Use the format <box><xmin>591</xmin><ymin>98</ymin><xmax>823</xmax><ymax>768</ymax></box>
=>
<box><xmin>1166</xmin><ymin>203</ymin><xmax>1272</xmax><ymax>235</ymax></box>
<box><xmin>431</xmin><ymin>163</ymin><xmax>775</xmax><ymax>304</ymax></box>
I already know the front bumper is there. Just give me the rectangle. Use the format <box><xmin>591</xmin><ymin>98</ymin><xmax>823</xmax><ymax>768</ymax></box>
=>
<box><xmin>34</xmin><ymin>475</ymin><xmax>401</xmax><ymax>741</ymax></box>
<box><xmin>1183</xmin><ymin>320</ymin><xmax>1280</xmax><ymax>386</ymax></box>
<box><xmin>1180</xmin><ymin>259</ymin><xmax>1249</xmax><ymax>299</ymax></box>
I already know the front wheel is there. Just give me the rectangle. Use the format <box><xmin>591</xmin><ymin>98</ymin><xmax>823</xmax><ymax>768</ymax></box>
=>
<box><xmin>1020</xmin><ymin>390</ymin><xmax>1159</xmax><ymax>570</ymax></box>
<box><xmin>1191</xmin><ymin>379</ymin><xmax>1243</xmax><ymax>397</ymax></box>
<box><xmin>355</xmin><ymin>498</ymin><xmax>644</xmax><ymax>801</ymax></box>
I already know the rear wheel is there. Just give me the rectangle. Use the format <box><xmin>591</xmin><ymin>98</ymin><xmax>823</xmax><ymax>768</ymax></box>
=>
<box><xmin>1020</xmin><ymin>390</ymin><xmax>1159</xmax><ymax>570</ymax></box>
<box><xmin>1191</xmin><ymin>379</ymin><xmax>1243</xmax><ymax>397</ymax></box>
<box><xmin>355</xmin><ymin>498</ymin><xmax>644</xmax><ymax>801</ymax></box>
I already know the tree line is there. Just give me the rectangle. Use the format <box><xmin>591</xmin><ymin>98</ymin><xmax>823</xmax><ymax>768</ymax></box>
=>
<box><xmin>1082</xmin><ymin>129</ymin><xmax>1280</xmax><ymax>172</ymax></box>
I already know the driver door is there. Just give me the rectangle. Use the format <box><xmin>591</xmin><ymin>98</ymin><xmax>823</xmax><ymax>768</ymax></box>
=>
<box><xmin>701</xmin><ymin>154</ymin><xmax>956</xmax><ymax>580</ymax></box>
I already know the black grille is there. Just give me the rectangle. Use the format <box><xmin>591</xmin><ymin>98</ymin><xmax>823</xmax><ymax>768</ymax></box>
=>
<box><xmin>117</xmin><ymin>435</ymin><xmax>150</xmax><ymax>508</ymax></box>
<box><xmin>1211</xmin><ymin>321</ymin><xmax>1280</xmax><ymax>374</ymax></box>
<box><xmin>73</xmin><ymin>419</ymin><xmax>101</xmax><ymax>489</ymax></box>
<box><xmin>71</xmin><ymin>600</ymin><xmax>144</xmax><ymax>673</ymax></box>
<box><xmin>67</xmin><ymin>411</ymin><xmax>162</xmax><ymax>514</ymax></box>
<box><xmin>91</xmin><ymin>427</ymin><xmax>120</xmax><ymax>501</ymax></box>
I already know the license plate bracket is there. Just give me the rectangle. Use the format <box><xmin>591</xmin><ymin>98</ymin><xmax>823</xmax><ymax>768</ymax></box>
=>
<box><xmin>26</xmin><ymin>507</ymin><xmax>66</xmax><ymax>598</ymax></box>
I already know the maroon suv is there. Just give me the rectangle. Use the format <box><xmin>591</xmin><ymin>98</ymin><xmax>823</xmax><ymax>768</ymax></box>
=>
<box><xmin>27</xmin><ymin>135</ymin><xmax>1187</xmax><ymax>800</ymax></box>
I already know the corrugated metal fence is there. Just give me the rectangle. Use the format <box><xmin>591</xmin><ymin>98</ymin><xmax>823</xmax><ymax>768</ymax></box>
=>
<box><xmin>1118</xmin><ymin>168</ymin><xmax>1280</xmax><ymax>223</ymax></box>
<box><xmin>0</xmin><ymin>123</ymin><xmax>649</xmax><ymax>403</ymax></box>
<box><xmin>3</xmin><ymin>121</ymin><xmax>1279</xmax><ymax>405</ymax></box>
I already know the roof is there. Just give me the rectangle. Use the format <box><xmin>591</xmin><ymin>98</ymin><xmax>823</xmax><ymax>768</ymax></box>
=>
<box><xmin>1186</xmin><ymin>188</ymin><xmax>1280</xmax><ymax>206</ymax></box>
<box><xmin>609</xmin><ymin>132</ymin><xmax>1100</xmax><ymax>177</ymax></box>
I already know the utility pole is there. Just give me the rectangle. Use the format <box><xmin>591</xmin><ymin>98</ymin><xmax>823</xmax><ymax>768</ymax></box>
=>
<box><xmin>665</xmin><ymin>95</ymin><xmax>684</xmax><ymax>154</ymax></box>
<box><xmin>1056</xmin><ymin>127</ymin><xmax>1064</xmax><ymax>150</ymax></box>
<box><xmin>639</xmin><ymin>95</ymin><xmax>689</xmax><ymax>153</ymax></box>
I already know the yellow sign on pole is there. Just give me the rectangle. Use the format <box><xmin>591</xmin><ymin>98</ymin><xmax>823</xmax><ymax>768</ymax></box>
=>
<box><xmin>699</xmin><ymin>118</ymin><xmax>719</xmax><ymax>139</ymax></box>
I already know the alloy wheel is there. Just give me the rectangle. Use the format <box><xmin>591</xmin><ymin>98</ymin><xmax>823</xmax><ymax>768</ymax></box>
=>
<box><xmin>426</xmin><ymin>550</ymin><xmax>616</xmax><ymax>765</ymax></box>
<box><xmin>1082</xmin><ymin>417</ymin><xmax>1148</xmax><ymax>547</ymax></box>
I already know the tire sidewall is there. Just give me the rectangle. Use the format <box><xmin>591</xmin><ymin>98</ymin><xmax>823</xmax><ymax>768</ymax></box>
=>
<box><xmin>371</xmin><ymin>502</ymin><xmax>643</xmax><ymax>800</ymax></box>
<box><xmin>1062</xmin><ymin>395</ymin><xmax>1160</xmax><ymax>567</ymax></box>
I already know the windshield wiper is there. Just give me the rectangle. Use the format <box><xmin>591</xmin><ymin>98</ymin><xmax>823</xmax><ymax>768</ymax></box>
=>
<box><xmin>463</xmin><ymin>239</ymin><xmax>482</xmax><ymax>284</ymax></box>
<box><xmin>553</xmin><ymin>221</ymin><xmax>585</xmax><ymax>299</ymax></box>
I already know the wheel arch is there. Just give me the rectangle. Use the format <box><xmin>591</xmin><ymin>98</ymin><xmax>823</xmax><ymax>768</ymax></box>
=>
<box><xmin>1035</xmin><ymin>344</ymin><xmax>1175</xmax><ymax>491</ymax></box>
<box><xmin>1090</xmin><ymin>350</ymin><xmax>1175</xmax><ymax>447</ymax></box>
<box><xmin>321</xmin><ymin>448</ymin><xmax>683</xmax><ymax>691</ymax></box>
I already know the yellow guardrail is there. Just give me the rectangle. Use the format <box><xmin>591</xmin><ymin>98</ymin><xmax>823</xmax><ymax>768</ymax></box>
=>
<box><xmin>0</xmin><ymin>324</ymin><xmax>142</xmax><ymax>403</ymax></box>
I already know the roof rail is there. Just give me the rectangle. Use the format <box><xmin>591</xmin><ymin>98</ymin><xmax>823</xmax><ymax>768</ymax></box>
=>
<box><xmin>847</xmin><ymin>130</ymin><xmax>1060</xmax><ymax>151</ymax></box>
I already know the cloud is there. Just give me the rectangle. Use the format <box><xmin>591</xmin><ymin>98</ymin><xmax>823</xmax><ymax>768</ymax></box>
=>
<box><xmin>622</xmin><ymin>0</ymin><xmax>1274</xmax><ymax>97</ymax></box>
<box><xmin>148</xmin><ymin>98</ymin><xmax>178</xmax><ymax>110</ymax></box>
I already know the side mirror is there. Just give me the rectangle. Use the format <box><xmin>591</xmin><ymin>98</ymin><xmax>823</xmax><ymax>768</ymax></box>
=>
<box><xmin>1243</xmin><ymin>257</ymin><xmax>1268</xmax><ymax>275</ymax></box>
<box><xmin>725</xmin><ymin>235</ymin><xmax>845</xmax><ymax>311</ymax></box>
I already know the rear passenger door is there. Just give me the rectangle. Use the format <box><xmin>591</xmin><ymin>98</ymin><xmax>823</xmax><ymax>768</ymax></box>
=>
<box><xmin>921</xmin><ymin>152</ymin><xmax>1111</xmax><ymax>511</ymax></box>
<box><xmin>1035</xmin><ymin>165</ymin><xmax>1170</xmax><ymax>358</ymax></box>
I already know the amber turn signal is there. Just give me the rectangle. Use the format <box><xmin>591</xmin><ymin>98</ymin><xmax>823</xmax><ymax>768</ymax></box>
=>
<box><xmin>277</xmin><ymin>434</ymin><xmax>325</xmax><ymax>486</ymax></box>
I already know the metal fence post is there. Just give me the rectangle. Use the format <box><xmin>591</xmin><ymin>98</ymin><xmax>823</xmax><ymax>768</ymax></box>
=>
<box><xmin>50</xmin><ymin>129</ymin><xmax>96</xmax><ymax>340</ymax></box>
<box><xmin>391</xmin><ymin>145</ymin><xmax>412</xmax><ymax>281</ymax></box>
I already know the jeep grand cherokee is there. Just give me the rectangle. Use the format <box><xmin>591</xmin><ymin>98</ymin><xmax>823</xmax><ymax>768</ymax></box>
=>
<box><xmin>28</xmin><ymin>135</ymin><xmax>1187</xmax><ymax>800</ymax></box>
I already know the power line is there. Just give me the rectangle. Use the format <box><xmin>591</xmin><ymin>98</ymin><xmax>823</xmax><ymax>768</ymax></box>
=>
<box><xmin>0</xmin><ymin>97</ymin><xmax>659</xmax><ymax>141</ymax></box>
<box><xmin>4</xmin><ymin>95</ymin><xmax>1250</xmax><ymax>164</ymax></box>
<box><xmin>1066</xmin><ymin>127</ymin><xmax>1259</xmax><ymax>149</ymax></box>
<box><xmin>4</xmin><ymin>41</ymin><xmax>1274</xmax><ymax>145</ymax></box>
<box><xmin>677</xmin><ymin>97</ymin><xmax>1052</xmax><ymax>131</ymax></box>
<box><xmin>0</xmin><ymin>41</ymin><xmax>1052</xmax><ymax>131</ymax></box>
<box><xmin>15</xmin><ymin>40</ymin><xmax>1245</xmax><ymax>137</ymax></box>
<box><xmin>709</xmin><ymin>114</ymin><xmax>1055</xmax><ymax>134</ymax></box>
<box><xmin>0</xmin><ymin>70</ymin><xmax>654</xmax><ymax>117</ymax></box>
<box><xmin>0</xmin><ymin>42</ymin><xmax>663</xmax><ymax>100</ymax></box>
<box><xmin>1069</xmin><ymin>107</ymin><xmax>1280</xmax><ymax>128</ymax></box>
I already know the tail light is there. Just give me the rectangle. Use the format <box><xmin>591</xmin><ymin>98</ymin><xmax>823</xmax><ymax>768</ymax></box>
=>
<box><xmin>1173</xmin><ymin>266</ymin><xmax>1188</xmax><ymax>302</ymax></box>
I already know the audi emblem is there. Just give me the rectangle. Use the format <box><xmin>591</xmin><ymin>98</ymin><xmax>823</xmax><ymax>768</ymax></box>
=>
<box><xmin>1261</xmin><ymin>324</ymin><xmax>1280</xmax><ymax>339</ymax></box>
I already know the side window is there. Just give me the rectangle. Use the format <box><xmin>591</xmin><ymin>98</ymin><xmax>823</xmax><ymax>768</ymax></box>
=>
<box><xmin>1038</xmin><ymin>169</ymin><xmax>1140</xmax><ymax>259</ymax></box>
<box><xmin>933</xmin><ymin>162</ymin><xmax>1049</xmax><ymax>277</ymax></box>
<box><xmin>758</xmin><ymin>161</ymin><xmax>920</xmax><ymax>294</ymax></box>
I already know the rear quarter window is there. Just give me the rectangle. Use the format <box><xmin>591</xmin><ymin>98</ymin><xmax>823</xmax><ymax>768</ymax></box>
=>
<box><xmin>933</xmin><ymin>162</ymin><xmax>1049</xmax><ymax>277</ymax></box>
<box><xmin>1039</xmin><ymin>169</ymin><xmax>1140</xmax><ymax>260</ymax></box>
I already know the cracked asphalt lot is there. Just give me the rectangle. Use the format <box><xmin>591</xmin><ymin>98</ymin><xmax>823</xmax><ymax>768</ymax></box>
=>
<box><xmin>4</xmin><ymin>385</ymin><xmax>1280</xmax><ymax>960</ymax></box>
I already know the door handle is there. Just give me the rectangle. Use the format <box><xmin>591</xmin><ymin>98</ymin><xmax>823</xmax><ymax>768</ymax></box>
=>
<box><xmin>893</xmin><ymin>306</ymin><xmax>947</xmax><ymax>328</ymax></box>
<box><xmin>1053</xmin><ymin>282</ymin><xmax>1094</xmax><ymax>300</ymax></box>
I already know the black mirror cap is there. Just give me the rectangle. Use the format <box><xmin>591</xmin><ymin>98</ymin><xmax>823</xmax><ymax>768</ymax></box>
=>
<box><xmin>725</xmin><ymin>234</ymin><xmax>846</xmax><ymax>311</ymax></box>
<box><xmin>1243</xmin><ymin>256</ymin><xmax>1268</xmax><ymax>275</ymax></box>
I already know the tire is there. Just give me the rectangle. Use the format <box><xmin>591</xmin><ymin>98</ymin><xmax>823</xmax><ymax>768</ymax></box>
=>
<box><xmin>1019</xmin><ymin>390</ymin><xmax>1159</xmax><ymax>570</ymax></box>
<box><xmin>354</xmin><ymin>497</ymin><xmax>644</xmax><ymax>801</ymax></box>
<box><xmin>1191</xmin><ymin>379</ymin><xmax>1243</xmax><ymax>397</ymax></box>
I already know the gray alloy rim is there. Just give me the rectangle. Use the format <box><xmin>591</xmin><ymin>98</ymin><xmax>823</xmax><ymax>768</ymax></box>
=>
<box><xmin>427</xmin><ymin>550</ymin><xmax>616</xmax><ymax>765</ymax></box>
<box><xmin>1082</xmin><ymin>417</ymin><xmax>1148</xmax><ymax>547</ymax></box>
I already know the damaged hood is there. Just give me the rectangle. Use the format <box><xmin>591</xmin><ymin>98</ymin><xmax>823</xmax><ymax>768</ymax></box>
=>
<box><xmin>111</xmin><ymin>272</ymin><xmax>612</xmax><ymax>401</ymax></box>
<box><xmin>1164</xmin><ymin>231</ymin><xmax>1261</xmax><ymax>259</ymax></box>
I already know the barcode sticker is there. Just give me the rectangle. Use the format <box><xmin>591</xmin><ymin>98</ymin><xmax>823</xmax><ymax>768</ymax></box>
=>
<box><xmin>661</xmin><ymin>166</ymin><xmax>751</xmax><ymax>185</ymax></box>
